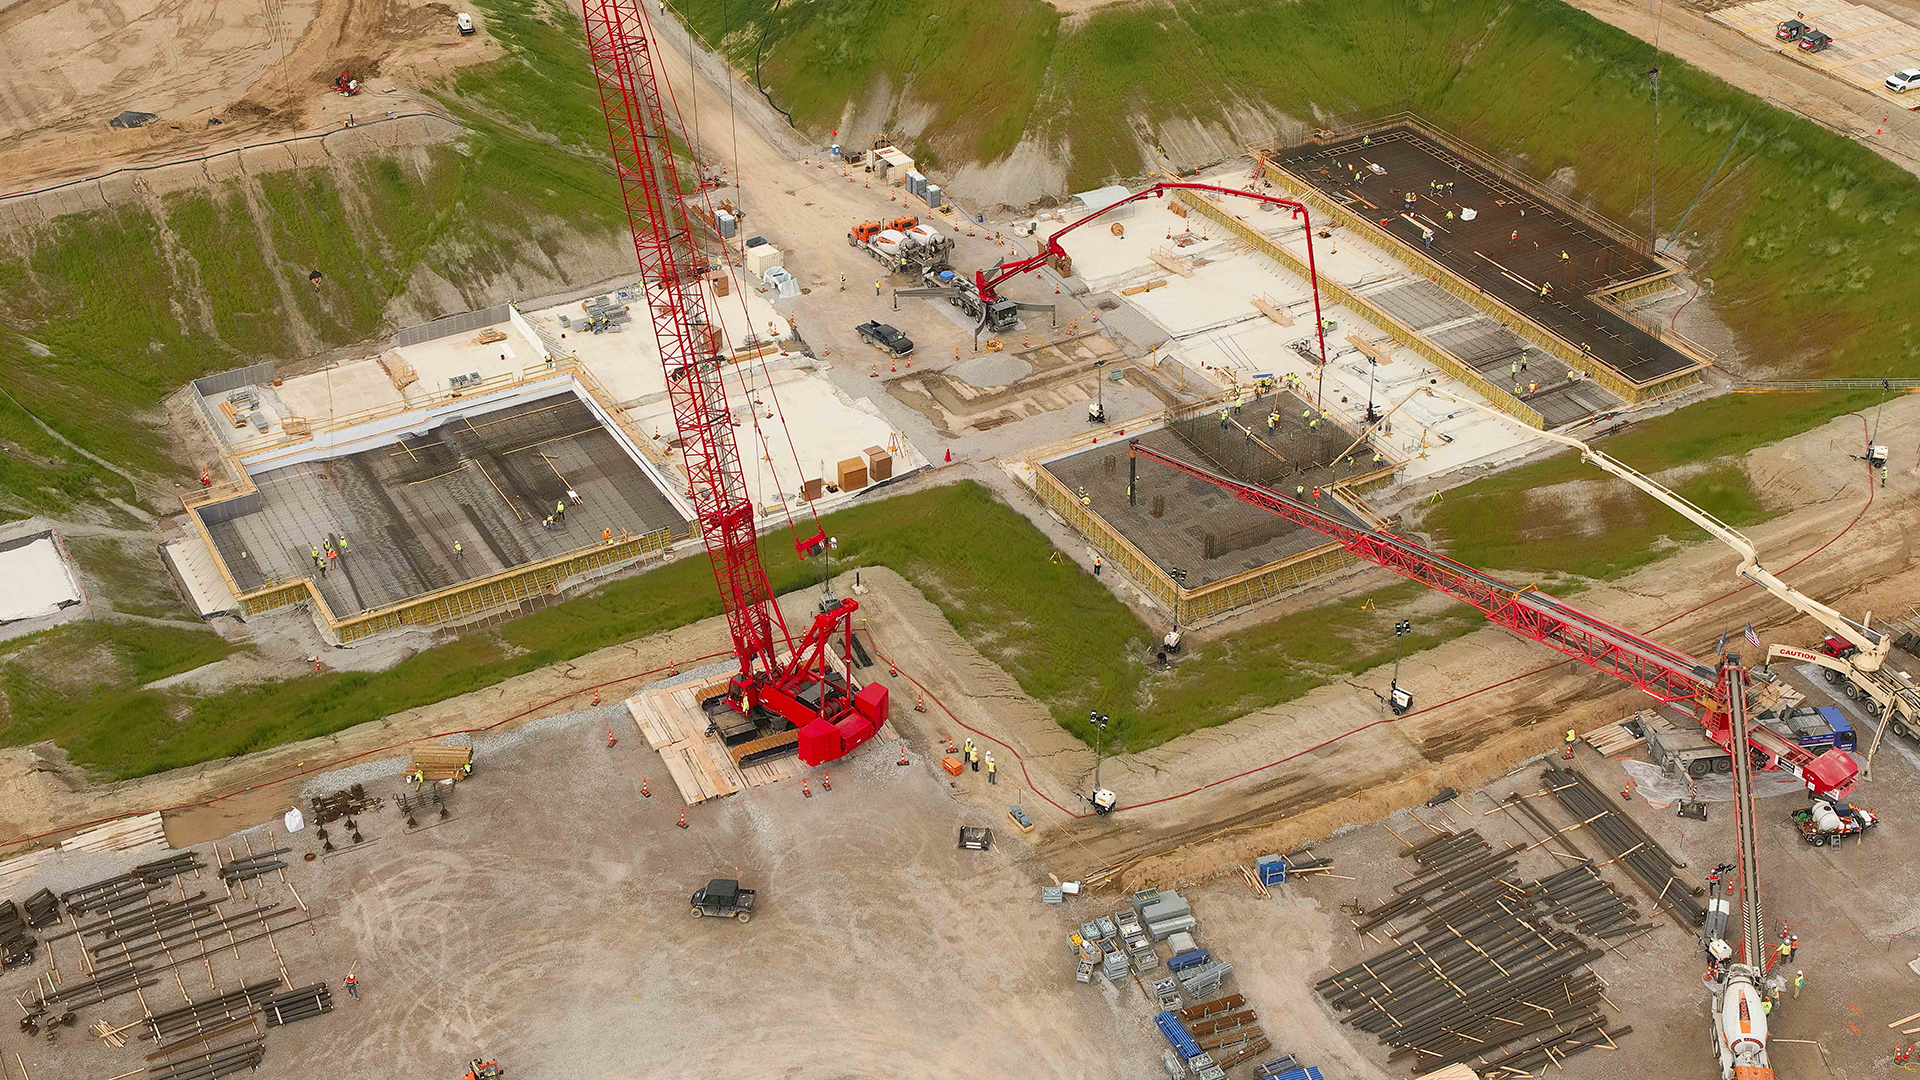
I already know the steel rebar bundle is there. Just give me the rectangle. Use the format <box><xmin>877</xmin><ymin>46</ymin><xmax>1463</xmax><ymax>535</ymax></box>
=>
<box><xmin>260</xmin><ymin>983</ymin><xmax>333</xmax><ymax>1026</ymax></box>
<box><xmin>146</xmin><ymin>979</ymin><xmax>284</xmax><ymax>1041</ymax></box>
<box><xmin>147</xmin><ymin>1039</ymin><xmax>266</xmax><ymax>1080</ymax></box>
<box><xmin>1541</xmin><ymin>766</ymin><xmax>1703</xmax><ymax>926</ymax></box>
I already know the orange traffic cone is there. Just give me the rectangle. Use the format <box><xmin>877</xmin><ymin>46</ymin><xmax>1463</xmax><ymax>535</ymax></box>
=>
<box><xmin>898</xmin><ymin>748</ymin><xmax>909</xmax><ymax>766</ymax></box>
<box><xmin>591</xmin><ymin>691</ymin><xmax>601</xmax><ymax>706</ymax></box>
<box><xmin>641</xmin><ymin>778</ymin><xmax>651</xmax><ymax>797</ymax></box>
<box><xmin>822</xmin><ymin>772</ymin><xmax>831</xmax><ymax>791</ymax></box>
<box><xmin>914</xmin><ymin>689</ymin><xmax>926</xmax><ymax>712</ymax></box>
<box><xmin>677</xmin><ymin>810</ymin><xmax>688</xmax><ymax>828</ymax></box>
<box><xmin>802</xmin><ymin>779</ymin><xmax>812</xmax><ymax>798</ymax></box>
<box><xmin>607</xmin><ymin>730</ymin><xmax>617</xmax><ymax>747</ymax></box>
<box><xmin>891</xmin><ymin>359</ymin><xmax>897</xmax><ymax>372</ymax></box>
<box><xmin>888</xmin><ymin>658</ymin><xmax>898</xmax><ymax>676</ymax></box>
<box><xmin>870</xmin><ymin>364</ymin><xmax>878</xmax><ymax>377</ymax></box>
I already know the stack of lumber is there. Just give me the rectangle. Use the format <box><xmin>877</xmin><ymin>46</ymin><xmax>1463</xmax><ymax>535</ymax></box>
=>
<box><xmin>0</xmin><ymin>849</ymin><xmax>52</xmax><ymax>893</ymax></box>
<box><xmin>58</xmin><ymin>812</ymin><xmax>166</xmax><ymax>854</ymax></box>
<box><xmin>405</xmin><ymin>743</ymin><xmax>472</xmax><ymax>781</ymax></box>
<box><xmin>1580</xmin><ymin>719</ymin><xmax>1646</xmax><ymax>757</ymax></box>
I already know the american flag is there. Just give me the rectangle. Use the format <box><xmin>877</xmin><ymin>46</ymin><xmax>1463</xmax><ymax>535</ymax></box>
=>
<box><xmin>1744</xmin><ymin>623</ymin><xmax>1761</xmax><ymax>648</ymax></box>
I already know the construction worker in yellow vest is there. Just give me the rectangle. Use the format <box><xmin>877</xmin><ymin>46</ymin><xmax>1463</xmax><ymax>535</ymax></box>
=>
<box><xmin>968</xmin><ymin>743</ymin><xmax>980</xmax><ymax>772</ymax></box>
<box><xmin>985</xmin><ymin>752</ymin><xmax>997</xmax><ymax>784</ymax></box>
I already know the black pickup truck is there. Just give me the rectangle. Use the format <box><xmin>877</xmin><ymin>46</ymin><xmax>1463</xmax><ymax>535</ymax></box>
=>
<box><xmin>856</xmin><ymin>320</ymin><xmax>915</xmax><ymax>357</ymax></box>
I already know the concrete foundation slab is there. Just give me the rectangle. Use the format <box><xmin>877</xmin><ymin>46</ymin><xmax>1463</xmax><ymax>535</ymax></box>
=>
<box><xmin>0</xmin><ymin>532</ymin><xmax>82</xmax><ymax>622</ymax></box>
<box><xmin>200</xmin><ymin>393</ymin><xmax>689</xmax><ymax>617</ymax></box>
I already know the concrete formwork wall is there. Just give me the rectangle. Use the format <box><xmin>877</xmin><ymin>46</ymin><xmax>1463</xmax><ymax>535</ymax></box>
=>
<box><xmin>394</xmin><ymin>304</ymin><xmax>514</xmax><ymax>348</ymax></box>
<box><xmin>191</xmin><ymin>362</ymin><xmax>277</xmax><ymax>398</ymax></box>
<box><xmin>1034</xmin><ymin>453</ymin><xmax>1358</xmax><ymax>625</ymax></box>
<box><xmin>225</xmin><ymin>526</ymin><xmax>679</xmax><ymax>640</ymax></box>
<box><xmin>1171</xmin><ymin>188</ymin><xmax>1547</xmax><ymax>428</ymax></box>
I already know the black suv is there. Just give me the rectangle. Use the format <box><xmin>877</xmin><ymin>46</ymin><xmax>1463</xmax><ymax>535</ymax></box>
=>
<box><xmin>857</xmin><ymin>320</ymin><xmax>915</xmax><ymax>357</ymax></box>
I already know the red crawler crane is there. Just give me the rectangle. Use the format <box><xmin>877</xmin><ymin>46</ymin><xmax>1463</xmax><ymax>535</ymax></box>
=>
<box><xmin>1126</xmin><ymin>442</ymin><xmax>1859</xmax><ymax>799</ymax></box>
<box><xmin>580</xmin><ymin>0</ymin><xmax>884</xmax><ymax>766</ymax></box>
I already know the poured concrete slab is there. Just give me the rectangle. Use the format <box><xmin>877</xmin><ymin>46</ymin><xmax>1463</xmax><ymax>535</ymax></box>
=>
<box><xmin>0</xmin><ymin>532</ymin><xmax>82</xmax><ymax>623</ymax></box>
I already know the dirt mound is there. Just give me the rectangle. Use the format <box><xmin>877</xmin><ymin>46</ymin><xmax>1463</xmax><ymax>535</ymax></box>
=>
<box><xmin>0</xmin><ymin>0</ymin><xmax>498</xmax><ymax>194</ymax></box>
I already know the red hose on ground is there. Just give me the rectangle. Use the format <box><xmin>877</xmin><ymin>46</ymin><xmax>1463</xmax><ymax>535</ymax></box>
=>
<box><xmin>0</xmin><ymin>650</ymin><xmax>734</xmax><ymax>851</ymax></box>
<box><xmin>4</xmin><ymin>422</ymin><xmax>1882</xmax><ymax>845</ymax></box>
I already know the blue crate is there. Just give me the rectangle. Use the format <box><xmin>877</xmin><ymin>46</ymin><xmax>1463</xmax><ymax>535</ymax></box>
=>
<box><xmin>1152</xmin><ymin>1010</ymin><xmax>1202</xmax><ymax>1059</ymax></box>
<box><xmin>1255</xmin><ymin>854</ymin><xmax>1286</xmax><ymax>886</ymax></box>
<box><xmin>1167</xmin><ymin>948</ymin><xmax>1212</xmax><ymax>972</ymax></box>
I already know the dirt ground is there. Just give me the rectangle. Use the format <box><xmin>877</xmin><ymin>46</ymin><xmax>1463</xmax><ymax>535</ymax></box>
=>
<box><xmin>3</xmin><ymin>669</ymin><xmax>1913</xmax><ymax>1078</ymax></box>
<box><xmin>0</xmin><ymin>0</ymin><xmax>496</xmax><ymax>193</ymax></box>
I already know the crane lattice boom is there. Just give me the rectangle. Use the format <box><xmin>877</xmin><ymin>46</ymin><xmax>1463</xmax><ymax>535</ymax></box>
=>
<box><xmin>1128</xmin><ymin>442</ymin><xmax>1858</xmax><ymax>797</ymax></box>
<box><xmin>580</xmin><ymin>0</ymin><xmax>885</xmax><ymax>765</ymax></box>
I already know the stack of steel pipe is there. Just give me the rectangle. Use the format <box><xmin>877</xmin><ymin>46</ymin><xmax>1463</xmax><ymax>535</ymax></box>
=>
<box><xmin>37</xmin><ymin>961</ymin><xmax>158</xmax><ymax>1010</ymax></box>
<box><xmin>93</xmin><ymin>905</ymin><xmax>286</xmax><ymax>967</ymax></box>
<box><xmin>78</xmin><ymin>895</ymin><xmax>219</xmax><ymax>953</ymax></box>
<box><xmin>217</xmin><ymin>849</ymin><xmax>291</xmax><ymax>885</ymax></box>
<box><xmin>64</xmin><ymin>852</ymin><xmax>204</xmax><ymax>916</ymax></box>
<box><xmin>146</xmin><ymin>979</ymin><xmax>284</xmax><ymax>1042</ymax></box>
<box><xmin>1472</xmin><ymin>1017</ymin><xmax>1634</xmax><ymax>1075</ymax></box>
<box><xmin>1527</xmin><ymin>864</ymin><xmax>1648</xmax><ymax>940</ymax></box>
<box><xmin>1355</xmin><ymin>831</ymin><xmax>1530</xmax><ymax>934</ymax></box>
<box><xmin>1541</xmin><ymin>766</ymin><xmax>1703</xmax><ymax>927</ymax></box>
<box><xmin>147</xmin><ymin>1039</ymin><xmax>267</xmax><ymax>1080</ymax></box>
<box><xmin>261</xmin><ymin>983</ymin><xmax>333</xmax><ymax>1027</ymax></box>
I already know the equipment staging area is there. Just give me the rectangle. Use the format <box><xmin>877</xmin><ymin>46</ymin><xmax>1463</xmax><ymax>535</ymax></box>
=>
<box><xmin>4</xmin><ymin>0</ymin><xmax>1914</xmax><ymax>1060</ymax></box>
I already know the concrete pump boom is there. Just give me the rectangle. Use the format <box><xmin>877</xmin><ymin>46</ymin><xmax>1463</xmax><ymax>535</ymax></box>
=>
<box><xmin>1370</xmin><ymin>386</ymin><xmax>1887</xmax><ymax>666</ymax></box>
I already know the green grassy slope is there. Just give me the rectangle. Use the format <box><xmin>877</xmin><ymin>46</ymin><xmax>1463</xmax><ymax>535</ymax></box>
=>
<box><xmin>0</xmin><ymin>482</ymin><xmax>1471</xmax><ymax>777</ymax></box>
<box><xmin>0</xmin><ymin>0</ymin><xmax>626</xmax><ymax>523</ymax></box>
<box><xmin>685</xmin><ymin>0</ymin><xmax>1918</xmax><ymax>572</ymax></box>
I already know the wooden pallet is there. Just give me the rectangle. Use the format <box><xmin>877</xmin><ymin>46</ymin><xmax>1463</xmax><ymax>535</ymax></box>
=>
<box><xmin>59</xmin><ymin>812</ymin><xmax>166</xmax><ymax>854</ymax></box>
<box><xmin>1581</xmin><ymin>719</ymin><xmax>1647</xmax><ymax>757</ymax></box>
<box><xmin>405</xmin><ymin>743</ymin><xmax>472</xmax><ymax>781</ymax></box>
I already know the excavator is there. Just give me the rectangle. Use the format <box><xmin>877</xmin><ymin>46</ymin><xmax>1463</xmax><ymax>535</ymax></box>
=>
<box><xmin>461</xmin><ymin>1060</ymin><xmax>501</xmax><ymax>1080</ymax></box>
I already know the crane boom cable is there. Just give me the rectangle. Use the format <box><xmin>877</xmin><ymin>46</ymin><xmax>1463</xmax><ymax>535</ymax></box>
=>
<box><xmin>650</xmin><ymin>3</ymin><xmax>818</xmax><ymax>542</ymax></box>
<box><xmin>580</xmin><ymin>0</ymin><xmax>792</xmax><ymax>672</ymax></box>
